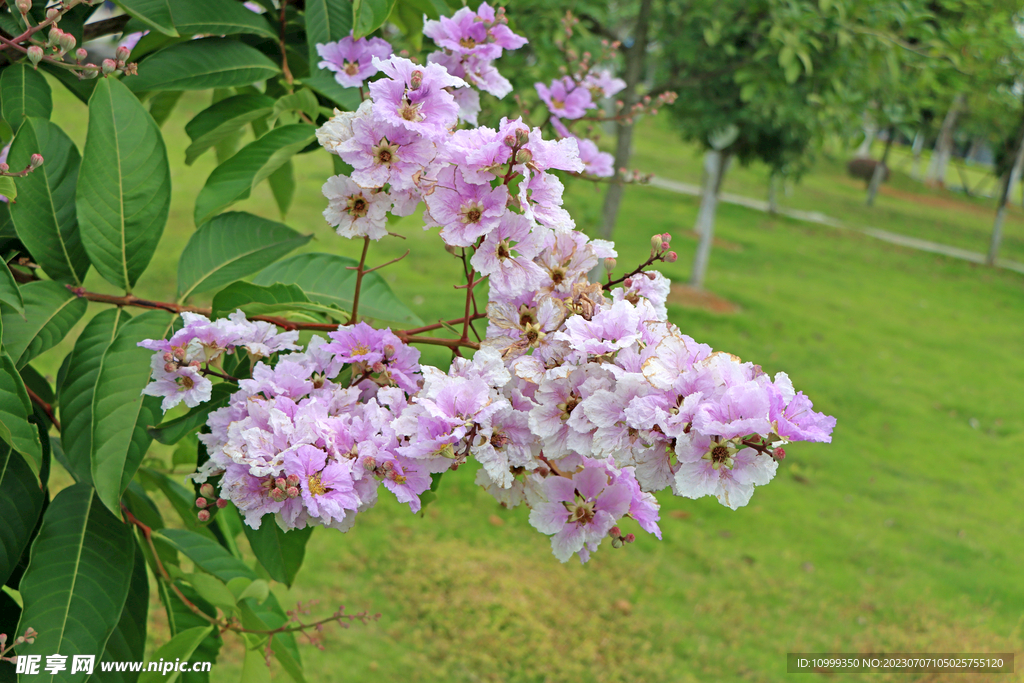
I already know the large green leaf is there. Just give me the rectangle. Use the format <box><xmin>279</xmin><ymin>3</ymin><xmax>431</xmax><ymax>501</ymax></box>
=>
<box><xmin>299</xmin><ymin>71</ymin><xmax>362</xmax><ymax>111</ymax></box>
<box><xmin>193</xmin><ymin>124</ymin><xmax>315</xmax><ymax>225</ymax></box>
<box><xmin>91</xmin><ymin>311</ymin><xmax>172</xmax><ymax>515</ymax></box>
<box><xmin>305</xmin><ymin>0</ymin><xmax>354</xmax><ymax>70</ymax></box>
<box><xmin>94</xmin><ymin>542</ymin><xmax>149</xmax><ymax>683</ymax></box>
<box><xmin>0</xmin><ymin>260</ymin><xmax>23</xmax><ymax>314</ymax></box>
<box><xmin>8</xmin><ymin>118</ymin><xmax>89</xmax><ymax>285</ymax></box>
<box><xmin>0</xmin><ymin>176</ymin><xmax>15</xmax><ymax>201</ymax></box>
<box><xmin>168</xmin><ymin>0</ymin><xmax>277</xmax><ymax>39</ymax></box>
<box><xmin>183</xmin><ymin>94</ymin><xmax>275</xmax><ymax>166</ymax></box>
<box><xmin>176</xmin><ymin>211</ymin><xmax>312</xmax><ymax>300</ymax></box>
<box><xmin>78</xmin><ymin>78</ymin><xmax>171</xmax><ymax>292</ymax></box>
<box><xmin>59</xmin><ymin>308</ymin><xmax>130</xmax><ymax>486</ymax></box>
<box><xmin>352</xmin><ymin>0</ymin><xmax>397</xmax><ymax>38</ymax></box>
<box><xmin>0</xmin><ymin>444</ymin><xmax>44</xmax><ymax>587</ymax></box>
<box><xmin>254</xmin><ymin>252</ymin><xmax>423</xmax><ymax>326</ymax></box>
<box><xmin>211</xmin><ymin>281</ymin><xmax>346</xmax><ymax>321</ymax></box>
<box><xmin>147</xmin><ymin>383</ymin><xmax>232</xmax><ymax>445</ymax></box>
<box><xmin>0</xmin><ymin>352</ymin><xmax>42</xmax><ymax>472</ymax></box>
<box><xmin>242</xmin><ymin>523</ymin><xmax>313</xmax><ymax>587</ymax></box>
<box><xmin>127</xmin><ymin>38</ymin><xmax>280</xmax><ymax>92</ymax></box>
<box><xmin>113</xmin><ymin>0</ymin><xmax>179</xmax><ymax>36</ymax></box>
<box><xmin>268</xmin><ymin>159</ymin><xmax>295</xmax><ymax>218</ymax></box>
<box><xmin>0</xmin><ymin>64</ymin><xmax>52</xmax><ymax>126</ymax></box>
<box><xmin>137</xmin><ymin>627</ymin><xmax>213</xmax><ymax>683</ymax></box>
<box><xmin>0</xmin><ymin>280</ymin><xmax>87</xmax><ymax>370</ymax></box>
<box><xmin>16</xmin><ymin>484</ymin><xmax>135</xmax><ymax>683</ymax></box>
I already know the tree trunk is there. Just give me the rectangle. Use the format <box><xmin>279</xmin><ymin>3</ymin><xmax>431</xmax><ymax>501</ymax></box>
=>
<box><xmin>925</xmin><ymin>94</ymin><xmax>965</xmax><ymax>187</ymax></box>
<box><xmin>988</xmin><ymin>121</ymin><xmax>1024</xmax><ymax>266</ymax></box>
<box><xmin>597</xmin><ymin>0</ymin><xmax>654</xmax><ymax>242</ymax></box>
<box><xmin>866</xmin><ymin>127</ymin><xmax>895</xmax><ymax>207</ymax></box>
<box><xmin>690</xmin><ymin>150</ymin><xmax>730</xmax><ymax>289</ymax></box>
<box><xmin>910</xmin><ymin>129</ymin><xmax>925</xmax><ymax>180</ymax></box>
<box><xmin>855</xmin><ymin>112</ymin><xmax>877</xmax><ymax>157</ymax></box>
<box><xmin>767</xmin><ymin>172</ymin><xmax>780</xmax><ymax>214</ymax></box>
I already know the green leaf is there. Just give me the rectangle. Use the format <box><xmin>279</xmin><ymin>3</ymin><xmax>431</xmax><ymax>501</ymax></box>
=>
<box><xmin>0</xmin><ymin>445</ymin><xmax>44</xmax><ymax>587</ymax></box>
<box><xmin>137</xmin><ymin>627</ymin><xmax>214</xmax><ymax>683</ymax></box>
<box><xmin>16</xmin><ymin>484</ymin><xmax>135</xmax><ymax>683</ymax></box>
<box><xmin>392</xmin><ymin>1</ymin><xmax>424</xmax><ymax>51</ymax></box>
<box><xmin>113</xmin><ymin>0</ymin><xmax>179</xmax><ymax>36</ymax></box>
<box><xmin>95</xmin><ymin>542</ymin><xmax>149</xmax><ymax>683</ymax></box>
<box><xmin>0</xmin><ymin>260</ymin><xmax>23</xmax><ymax>314</ymax></box>
<box><xmin>8</xmin><ymin>118</ymin><xmax>89</xmax><ymax>285</ymax></box>
<box><xmin>149</xmin><ymin>90</ymin><xmax>184</xmax><ymax>127</ymax></box>
<box><xmin>193</xmin><ymin>124</ymin><xmax>315</xmax><ymax>225</ymax></box>
<box><xmin>0</xmin><ymin>64</ymin><xmax>52</xmax><ymax>126</ymax></box>
<box><xmin>0</xmin><ymin>352</ymin><xmax>42</xmax><ymax>472</ymax></box>
<box><xmin>168</xmin><ymin>0</ymin><xmax>277</xmax><ymax>39</ymax></box>
<box><xmin>176</xmin><ymin>211</ymin><xmax>312</xmax><ymax>300</ymax></box>
<box><xmin>237</xmin><ymin>578</ymin><xmax>270</xmax><ymax>604</ymax></box>
<box><xmin>78</xmin><ymin>78</ymin><xmax>172</xmax><ymax>292</ymax></box>
<box><xmin>242</xmin><ymin>523</ymin><xmax>312</xmax><ymax>588</ymax></box>
<box><xmin>184</xmin><ymin>94</ymin><xmax>275</xmax><ymax>166</ymax></box>
<box><xmin>305</xmin><ymin>0</ymin><xmax>354</xmax><ymax>70</ymax></box>
<box><xmin>0</xmin><ymin>176</ymin><xmax>17</xmax><ymax>201</ymax></box>
<box><xmin>127</xmin><ymin>38</ymin><xmax>280</xmax><ymax>92</ymax></box>
<box><xmin>241</xmin><ymin>648</ymin><xmax>272</xmax><ymax>683</ymax></box>
<box><xmin>268</xmin><ymin>160</ymin><xmax>295</xmax><ymax>218</ymax></box>
<box><xmin>137</xmin><ymin>468</ymin><xmax>217</xmax><ymax>540</ymax></box>
<box><xmin>91</xmin><ymin>310</ymin><xmax>172</xmax><ymax>515</ymax></box>
<box><xmin>59</xmin><ymin>308</ymin><xmax>130</xmax><ymax>485</ymax></box>
<box><xmin>156</xmin><ymin>582</ymin><xmax>221</xmax><ymax>683</ymax></box>
<box><xmin>211</xmin><ymin>281</ymin><xmax>346</xmax><ymax>321</ymax></box>
<box><xmin>298</xmin><ymin>71</ymin><xmax>362</xmax><ymax>111</ymax></box>
<box><xmin>398</xmin><ymin>0</ymin><xmax>448</xmax><ymax>20</ymax></box>
<box><xmin>186</xmin><ymin>572</ymin><xmax>237</xmax><ymax>611</ymax></box>
<box><xmin>271</xmin><ymin>88</ymin><xmax>320</xmax><ymax>123</ymax></box>
<box><xmin>352</xmin><ymin>0</ymin><xmax>397</xmax><ymax>38</ymax></box>
<box><xmin>254</xmin><ymin>252</ymin><xmax>423</xmax><ymax>327</ymax></box>
<box><xmin>148</xmin><ymin>383</ymin><xmax>233</xmax><ymax>445</ymax></box>
<box><xmin>0</xmin><ymin>280</ymin><xmax>87</xmax><ymax>369</ymax></box>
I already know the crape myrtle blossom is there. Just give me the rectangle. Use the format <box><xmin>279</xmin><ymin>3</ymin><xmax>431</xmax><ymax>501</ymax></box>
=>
<box><xmin>134</xmin><ymin>4</ymin><xmax>834</xmax><ymax>565</ymax></box>
<box><xmin>316</xmin><ymin>35</ymin><xmax>393</xmax><ymax>88</ymax></box>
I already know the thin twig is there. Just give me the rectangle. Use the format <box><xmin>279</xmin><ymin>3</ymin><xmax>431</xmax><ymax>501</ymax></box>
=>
<box><xmin>25</xmin><ymin>387</ymin><xmax>60</xmax><ymax>431</ymax></box>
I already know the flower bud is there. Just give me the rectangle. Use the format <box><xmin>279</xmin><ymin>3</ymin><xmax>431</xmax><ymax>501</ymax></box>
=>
<box><xmin>199</xmin><ymin>483</ymin><xmax>215</xmax><ymax>498</ymax></box>
<box><xmin>189</xmin><ymin>360</ymin><xmax>201</xmax><ymax>368</ymax></box>
<box><xmin>286</xmin><ymin>486</ymin><xmax>300</xmax><ymax>498</ymax></box>
<box><xmin>661</xmin><ymin>233</ymin><xmax>672</xmax><ymax>243</ymax></box>
<box><xmin>383</xmin><ymin>344</ymin><xmax>395</xmax><ymax>358</ymax></box>
<box><xmin>26</xmin><ymin>46</ymin><xmax>44</xmax><ymax>67</ymax></box>
<box><xmin>275</xmin><ymin>477</ymin><xmax>286</xmax><ymax>489</ymax></box>
<box><xmin>173</xmin><ymin>347</ymin><xmax>185</xmax><ymax>360</ymax></box>
<box><xmin>0</xmin><ymin>163</ymin><xmax>8</xmax><ymax>173</ymax></box>
<box><xmin>286</xmin><ymin>473</ymin><xmax>300</xmax><ymax>487</ymax></box>
<box><xmin>116</xmin><ymin>45</ymin><xmax>131</xmax><ymax>62</ymax></box>
<box><xmin>101</xmin><ymin>58</ymin><xmax>117</xmax><ymax>75</ymax></box>
<box><xmin>514</xmin><ymin>128</ymin><xmax>530</xmax><ymax>146</ymax></box>
<box><xmin>163</xmin><ymin>351</ymin><xmax>173</xmax><ymax>362</ymax></box>
<box><xmin>609</xmin><ymin>526</ymin><xmax>621</xmax><ymax>538</ymax></box>
<box><xmin>75</xmin><ymin>48</ymin><xmax>88</xmax><ymax>61</ymax></box>
<box><xmin>661</xmin><ymin>241</ymin><xmax>670</xmax><ymax>251</ymax></box>
<box><xmin>651</xmin><ymin>234</ymin><xmax>663</xmax><ymax>252</ymax></box>
<box><xmin>502</xmin><ymin>134</ymin><xmax>516</xmax><ymax>147</ymax></box>
<box><xmin>29</xmin><ymin>154</ymin><xmax>43</xmax><ymax>170</ymax></box>
<box><xmin>409</xmin><ymin>70</ymin><xmax>423</xmax><ymax>90</ymax></box>
<box><xmin>215</xmin><ymin>498</ymin><xmax>228</xmax><ymax>508</ymax></box>
<box><xmin>59</xmin><ymin>32</ymin><xmax>76</xmax><ymax>54</ymax></box>
<box><xmin>514</xmin><ymin>148</ymin><xmax>532</xmax><ymax>165</ymax></box>
<box><xmin>363</xmin><ymin>457</ymin><xmax>377</xmax><ymax>471</ymax></box>
<box><xmin>82</xmin><ymin>64</ymin><xmax>100</xmax><ymax>79</ymax></box>
<box><xmin>624</xmin><ymin>533</ymin><xmax>635</xmax><ymax>543</ymax></box>
<box><xmin>664</xmin><ymin>251</ymin><xmax>678</xmax><ymax>263</ymax></box>
<box><xmin>371</xmin><ymin>361</ymin><xmax>385</xmax><ymax>373</ymax></box>
<box><xmin>774</xmin><ymin>447</ymin><xmax>786</xmax><ymax>459</ymax></box>
<box><xmin>611</xmin><ymin>537</ymin><xmax>623</xmax><ymax>549</ymax></box>
<box><xmin>603</xmin><ymin>257</ymin><xmax>616</xmax><ymax>273</ymax></box>
<box><xmin>195</xmin><ymin>497</ymin><xmax>208</xmax><ymax>508</ymax></box>
<box><xmin>623</xmin><ymin>277</ymin><xmax>633</xmax><ymax>288</ymax></box>
<box><xmin>47</xmin><ymin>27</ymin><xmax>62</xmax><ymax>47</ymax></box>
<box><xmin>16</xmin><ymin>0</ymin><xmax>31</xmax><ymax>14</ymax></box>
<box><xmin>197</xmin><ymin>509</ymin><xmax>211</xmax><ymax>522</ymax></box>
<box><xmin>46</xmin><ymin>7</ymin><xmax>58</xmax><ymax>20</ymax></box>
<box><xmin>381</xmin><ymin>460</ymin><xmax>394</xmax><ymax>471</ymax></box>
<box><xmin>269</xmin><ymin>488</ymin><xmax>286</xmax><ymax>502</ymax></box>
<box><xmin>163</xmin><ymin>362</ymin><xmax>176</xmax><ymax>373</ymax></box>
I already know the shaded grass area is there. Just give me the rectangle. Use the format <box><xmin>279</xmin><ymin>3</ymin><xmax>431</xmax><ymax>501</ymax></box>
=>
<box><xmin>34</xmin><ymin>88</ymin><xmax>1024</xmax><ymax>681</ymax></box>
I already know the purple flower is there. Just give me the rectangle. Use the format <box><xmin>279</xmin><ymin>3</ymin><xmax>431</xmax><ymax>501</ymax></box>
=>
<box><xmin>322</xmin><ymin>174</ymin><xmax>391</xmax><ymax>240</ymax></box>
<box><xmin>576</xmin><ymin>138</ymin><xmax>614</xmax><ymax>177</ymax></box>
<box><xmin>452</xmin><ymin>86</ymin><xmax>481</xmax><ymax>125</ymax></box>
<box><xmin>535</xmin><ymin>77</ymin><xmax>595</xmax><ymax>120</ymax></box>
<box><xmin>555</xmin><ymin>299</ymin><xmax>644</xmax><ymax>360</ymax></box>
<box><xmin>470</xmin><ymin>404</ymin><xmax>534</xmax><ymax>488</ymax></box>
<box><xmin>337</xmin><ymin>109</ymin><xmax>436</xmax><ymax>190</ymax></box>
<box><xmin>528</xmin><ymin>364</ymin><xmax>612</xmax><ymax>459</ymax></box>
<box><xmin>423</xmin><ymin>2</ymin><xmax>526</xmax><ymax>60</ymax></box>
<box><xmin>529</xmin><ymin>462</ymin><xmax>632</xmax><ymax>563</ymax></box>
<box><xmin>768</xmin><ymin>373</ymin><xmax>836</xmax><ymax>443</ymax></box>
<box><xmin>428</xmin><ymin>51</ymin><xmax>513</xmax><ymax>98</ymax></box>
<box><xmin>582</xmin><ymin>69</ymin><xmax>626</xmax><ymax>99</ymax></box>
<box><xmin>691</xmin><ymin>380</ymin><xmax>773</xmax><ymax>439</ymax></box>
<box><xmin>227</xmin><ymin>311</ymin><xmax>300</xmax><ymax>357</ymax></box>
<box><xmin>317</xmin><ymin>100</ymin><xmax>370</xmax><ymax>155</ymax></box>
<box><xmin>284</xmin><ymin>444</ymin><xmax>361</xmax><ymax>524</ymax></box>
<box><xmin>316</xmin><ymin>35</ymin><xmax>393</xmax><ymax>88</ymax></box>
<box><xmin>220</xmin><ymin>464</ymin><xmax>285</xmax><ymax>529</ymax></box>
<box><xmin>424</xmin><ymin>166</ymin><xmax>508</xmax><ymax>247</ymax></box>
<box><xmin>673</xmin><ymin>441</ymin><xmax>777</xmax><ymax>510</ymax></box>
<box><xmin>470</xmin><ymin>213</ymin><xmax>546</xmax><ymax>297</ymax></box>
<box><xmin>325</xmin><ymin>322</ymin><xmax>388</xmax><ymax>365</ymax></box>
<box><xmin>142</xmin><ymin>357</ymin><xmax>213</xmax><ymax>412</ymax></box>
<box><xmin>369</xmin><ymin>56</ymin><xmax>467</xmax><ymax>140</ymax></box>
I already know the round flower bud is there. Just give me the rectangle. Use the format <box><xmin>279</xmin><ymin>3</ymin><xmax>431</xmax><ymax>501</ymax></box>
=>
<box><xmin>163</xmin><ymin>362</ymin><xmax>176</xmax><ymax>373</ymax></box>
<box><xmin>624</xmin><ymin>533</ymin><xmax>635</xmax><ymax>543</ymax></box>
<box><xmin>16</xmin><ymin>0</ymin><xmax>31</xmax><ymax>14</ymax></box>
<box><xmin>28</xmin><ymin>154</ymin><xmax>43</xmax><ymax>170</ymax></box>
<box><xmin>0</xmin><ymin>163</ymin><xmax>8</xmax><ymax>173</ymax></box>
<box><xmin>611</xmin><ymin>537</ymin><xmax>623</xmax><ymax>549</ymax></box>
<box><xmin>26</xmin><ymin>46</ymin><xmax>44</xmax><ymax>66</ymax></box>
<box><xmin>75</xmin><ymin>48</ymin><xmax>88</xmax><ymax>61</ymax></box>
<box><xmin>47</xmin><ymin>27</ymin><xmax>62</xmax><ymax>47</ymax></box>
<box><xmin>46</xmin><ymin>7</ymin><xmax>58</xmax><ymax>19</ymax></box>
<box><xmin>409</xmin><ymin>70</ymin><xmax>423</xmax><ymax>90</ymax></box>
<box><xmin>514</xmin><ymin>149</ymin><xmax>532</xmax><ymax>165</ymax></box>
<box><xmin>661</xmin><ymin>241</ymin><xmax>670</xmax><ymax>251</ymax></box>
<box><xmin>286</xmin><ymin>473</ymin><xmax>300</xmax><ymax>487</ymax></box>
<box><xmin>215</xmin><ymin>498</ymin><xmax>228</xmax><ymax>509</ymax></box>
<box><xmin>603</xmin><ymin>257</ymin><xmax>616</xmax><ymax>273</ymax></box>
<box><xmin>275</xmin><ymin>477</ymin><xmax>286</xmax><ymax>489</ymax></box>
<box><xmin>59</xmin><ymin>32</ymin><xmax>76</xmax><ymax>54</ymax></box>
<box><xmin>195</xmin><ymin>497</ymin><xmax>208</xmax><ymax>509</ymax></box>
<box><xmin>363</xmin><ymin>457</ymin><xmax>377</xmax><ymax>471</ymax></box>
<box><xmin>115</xmin><ymin>45</ymin><xmax>131</xmax><ymax>62</ymax></box>
<box><xmin>650</xmin><ymin>234</ymin><xmax>663</xmax><ymax>252</ymax></box>
<box><xmin>163</xmin><ymin>351</ymin><xmax>173</xmax><ymax>362</ymax></box>
<box><xmin>664</xmin><ymin>251</ymin><xmax>678</xmax><ymax>263</ymax></box>
<box><xmin>101</xmin><ymin>58</ymin><xmax>117</xmax><ymax>75</ymax></box>
<box><xmin>662</xmin><ymin>233</ymin><xmax>672</xmax><ymax>243</ymax></box>
<box><xmin>286</xmin><ymin>486</ymin><xmax>300</xmax><ymax>498</ymax></box>
<box><xmin>514</xmin><ymin>128</ymin><xmax>530</xmax><ymax>146</ymax></box>
<box><xmin>82</xmin><ymin>64</ymin><xmax>99</xmax><ymax>79</ymax></box>
<box><xmin>623</xmin><ymin>277</ymin><xmax>633</xmax><ymax>288</ymax></box>
<box><xmin>268</xmin><ymin>488</ymin><xmax>285</xmax><ymax>502</ymax></box>
<box><xmin>774</xmin><ymin>447</ymin><xmax>786</xmax><ymax>459</ymax></box>
<box><xmin>199</xmin><ymin>483</ymin><xmax>215</xmax><ymax>498</ymax></box>
<box><xmin>197</xmin><ymin>509</ymin><xmax>211</xmax><ymax>522</ymax></box>
<box><xmin>503</xmin><ymin>134</ymin><xmax>516</xmax><ymax>147</ymax></box>
<box><xmin>608</xmin><ymin>526</ymin><xmax>621</xmax><ymax>538</ymax></box>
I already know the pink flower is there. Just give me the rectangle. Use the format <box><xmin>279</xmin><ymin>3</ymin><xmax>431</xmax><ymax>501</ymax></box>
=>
<box><xmin>576</xmin><ymin>138</ymin><xmax>614</xmax><ymax>177</ymax></box>
<box><xmin>369</xmin><ymin>56</ymin><xmax>467</xmax><ymax>140</ymax></box>
<box><xmin>424</xmin><ymin>166</ymin><xmax>508</xmax><ymax>247</ymax></box>
<box><xmin>337</xmin><ymin>109</ymin><xmax>435</xmax><ymax>190</ymax></box>
<box><xmin>470</xmin><ymin>212</ymin><xmax>546</xmax><ymax>297</ymax></box>
<box><xmin>322</xmin><ymin>174</ymin><xmax>390</xmax><ymax>240</ymax></box>
<box><xmin>582</xmin><ymin>69</ymin><xmax>626</xmax><ymax>99</ymax></box>
<box><xmin>317</xmin><ymin>35</ymin><xmax>393</xmax><ymax>88</ymax></box>
<box><xmin>284</xmin><ymin>445</ymin><xmax>361</xmax><ymax>524</ymax></box>
<box><xmin>535</xmin><ymin>77</ymin><xmax>595</xmax><ymax>120</ymax></box>
<box><xmin>423</xmin><ymin>2</ymin><xmax>526</xmax><ymax>60</ymax></box>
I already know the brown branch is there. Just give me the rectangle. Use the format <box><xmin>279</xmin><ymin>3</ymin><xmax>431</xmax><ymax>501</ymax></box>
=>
<box><xmin>278</xmin><ymin>0</ymin><xmax>293</xmax><ymax>86</ymax></box>
<box><xmin>347</xmin><ymin>237</ymin><xmax>371</xmax><ymax>325</ymax></box>
<box><xmin>362</xmin><ymin>249</ymin><xmax>410</xmax><ymax>275</ymax></box>
<box><xmin>602</xmin><ymin>251</ymin><xmax>668</xmax><ymax>290</ymax></box>
<box><xmin>26</xmin><ymin>386</ymin><xmax>60</xmax><ymax>431</ymax></box>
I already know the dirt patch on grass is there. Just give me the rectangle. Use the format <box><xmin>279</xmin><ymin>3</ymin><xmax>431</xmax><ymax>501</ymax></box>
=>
<box><xmin>668</xmin><ymin>284</ymin><xmax>741</xmax><ymax>314</ymax></box>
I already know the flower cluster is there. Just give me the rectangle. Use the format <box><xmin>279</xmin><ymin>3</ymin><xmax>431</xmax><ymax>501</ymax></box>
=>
<box><xmin>138</xmin><ymin>6</ymin><xmax>835</xmax><ymax>565</ymax></box>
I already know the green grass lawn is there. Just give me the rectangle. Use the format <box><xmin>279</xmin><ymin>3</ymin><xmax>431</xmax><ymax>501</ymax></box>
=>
<box><xmin>34</xmin><ymin>88</ymin><xmax>1024</xmax><ymax>682</ymax></box>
